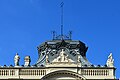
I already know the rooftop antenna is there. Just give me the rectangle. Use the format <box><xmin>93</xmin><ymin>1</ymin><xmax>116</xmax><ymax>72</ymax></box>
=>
<box><xmin>60</xmin><ymin>2</ymin><xmax>64</xmax><ymax>40</ymax></box>
<box><xmin>51</xmin><ymin>2</ymin><xmax>72</xmax><ymax>40</ymax></box>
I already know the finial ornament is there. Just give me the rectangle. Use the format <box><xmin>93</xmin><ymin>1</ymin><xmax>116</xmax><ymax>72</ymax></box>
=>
<box><xmin>106</xmin><ymin>53</ymin><xmax>114</xmax><ymax>67</ymax></box>
<box><xmin>14</xmin><ymin>53</ymin><xmax>20</xmax><ymax>66</ymax></box>
<box><xmin>52</xmin><ymin>31</ymin><xmax>56</xmax><ymax>40</ymax></box>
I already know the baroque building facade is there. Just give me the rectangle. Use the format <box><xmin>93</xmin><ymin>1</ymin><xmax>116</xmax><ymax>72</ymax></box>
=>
<box><xmin>0</xmin><ymin>36</ymin><xmax>117</xmax><ymax>80</ymax></box>
<box><xmin>0</xmin><ymin>2</ymin><xmax>118</xmax><ymax>80</ymax></box>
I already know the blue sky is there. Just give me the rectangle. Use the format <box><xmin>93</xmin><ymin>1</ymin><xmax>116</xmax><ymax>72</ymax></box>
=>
<box><xmin>0</xmin><ymin>0</ymin><xmax>119</xmax><ymax>78</ymax></box>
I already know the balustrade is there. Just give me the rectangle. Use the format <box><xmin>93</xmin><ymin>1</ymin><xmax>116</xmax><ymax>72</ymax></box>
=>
<box><xmin>81</xmin><ymin>69</ymin><xmax>109</xmax><ymax>76</ymax></box>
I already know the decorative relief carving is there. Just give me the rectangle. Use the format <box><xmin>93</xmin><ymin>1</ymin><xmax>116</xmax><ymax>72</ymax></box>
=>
<box><xmin>52</xmin><ymin>49</ymin><xmax>74</xmax><ymax>63</ymax></box>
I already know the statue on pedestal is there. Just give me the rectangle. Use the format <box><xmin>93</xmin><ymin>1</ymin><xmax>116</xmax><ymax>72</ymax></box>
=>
<box><xmin>14</xmin><ymin>53</ymin><xmax>20</xmax><ymax>66</ymax></box>
<box><xmin>106</xmin><ymin>53</ymin><xmax>114</xmax><ymax>67</ymax></box>
<box><xmin>24</xmin><ymin>56</ymin><xmax>31</xmax><ymax>67</ymax></box>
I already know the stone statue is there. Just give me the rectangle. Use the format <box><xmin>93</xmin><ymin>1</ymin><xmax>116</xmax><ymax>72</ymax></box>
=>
<box><xmin>14</xmin><ymin>53</ymin><xmax>20</xmax><ymax>66</ymax></box>
<box><xmin>60</xmin><ymin>49</ymin><xmax>65</xmax><ymax>62</ymax></box>
<box><xmin>106</xmin><ymin>53</ymin><xmax>114</xmax><ymax>67</ymax></box>
<box><xmin>24</xmin><ymin>56</ymin><xmax>31</xmax><ymax>67</ymax></box>
<box><xmin>59</xmin><ymin>49</ymin><xmax>68</xmax><ymax>62</ymax></box>
<box><xmin>77</xmin><ymin>54</ymin><xmax>80</xmax><ymax>63</ymax></box>
<box><xmin>46</xmin><ymin>54</ymin><xmax>49</xmax><ymax>63</ymax></box>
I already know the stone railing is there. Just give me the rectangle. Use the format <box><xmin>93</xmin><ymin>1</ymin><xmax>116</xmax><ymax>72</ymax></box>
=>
<box><xmin>81</xmin><ymin>69</ymin><xmax>109</xmax><ymax>76</ymax></box>
<box><xmin>0</xmin><ymin>68</ymin><xmax>47</xmax><ymax>79</ymax></box>
<box><xmin>0</xmin><ymin>69</ymin><xmax>15</xmax><ymax>76</ymax></box>
<box><xmin>0</xmin><ymin>67</ymin><xmax>115</xmax><ymax>79</ymax></box>
<box><xmin>0</xmin><ymin>68</ymin><xmax>112</xmax><ymax>77</ymax></box>
<box><xmin>19</xmin><ymin>69</ymin><xmax>46</xmax><ymax>76</ymax></box>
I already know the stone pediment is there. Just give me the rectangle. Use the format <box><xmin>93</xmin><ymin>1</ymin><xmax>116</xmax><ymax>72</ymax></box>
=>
<box><xmin>45</xmin><ymin>49</ymin><xmax>81</xmax><ymax>67</ymax></box>
<box><xmin>52</xmin><ymin>49</ymin><xmax>74</xmax><ymax>63</ymax></box>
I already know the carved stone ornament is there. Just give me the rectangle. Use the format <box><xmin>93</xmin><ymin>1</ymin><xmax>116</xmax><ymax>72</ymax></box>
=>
<box><xmin>52</xmin><ymin>49</ymin><xmax>74</xmax><ymax>63</ymax></box>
